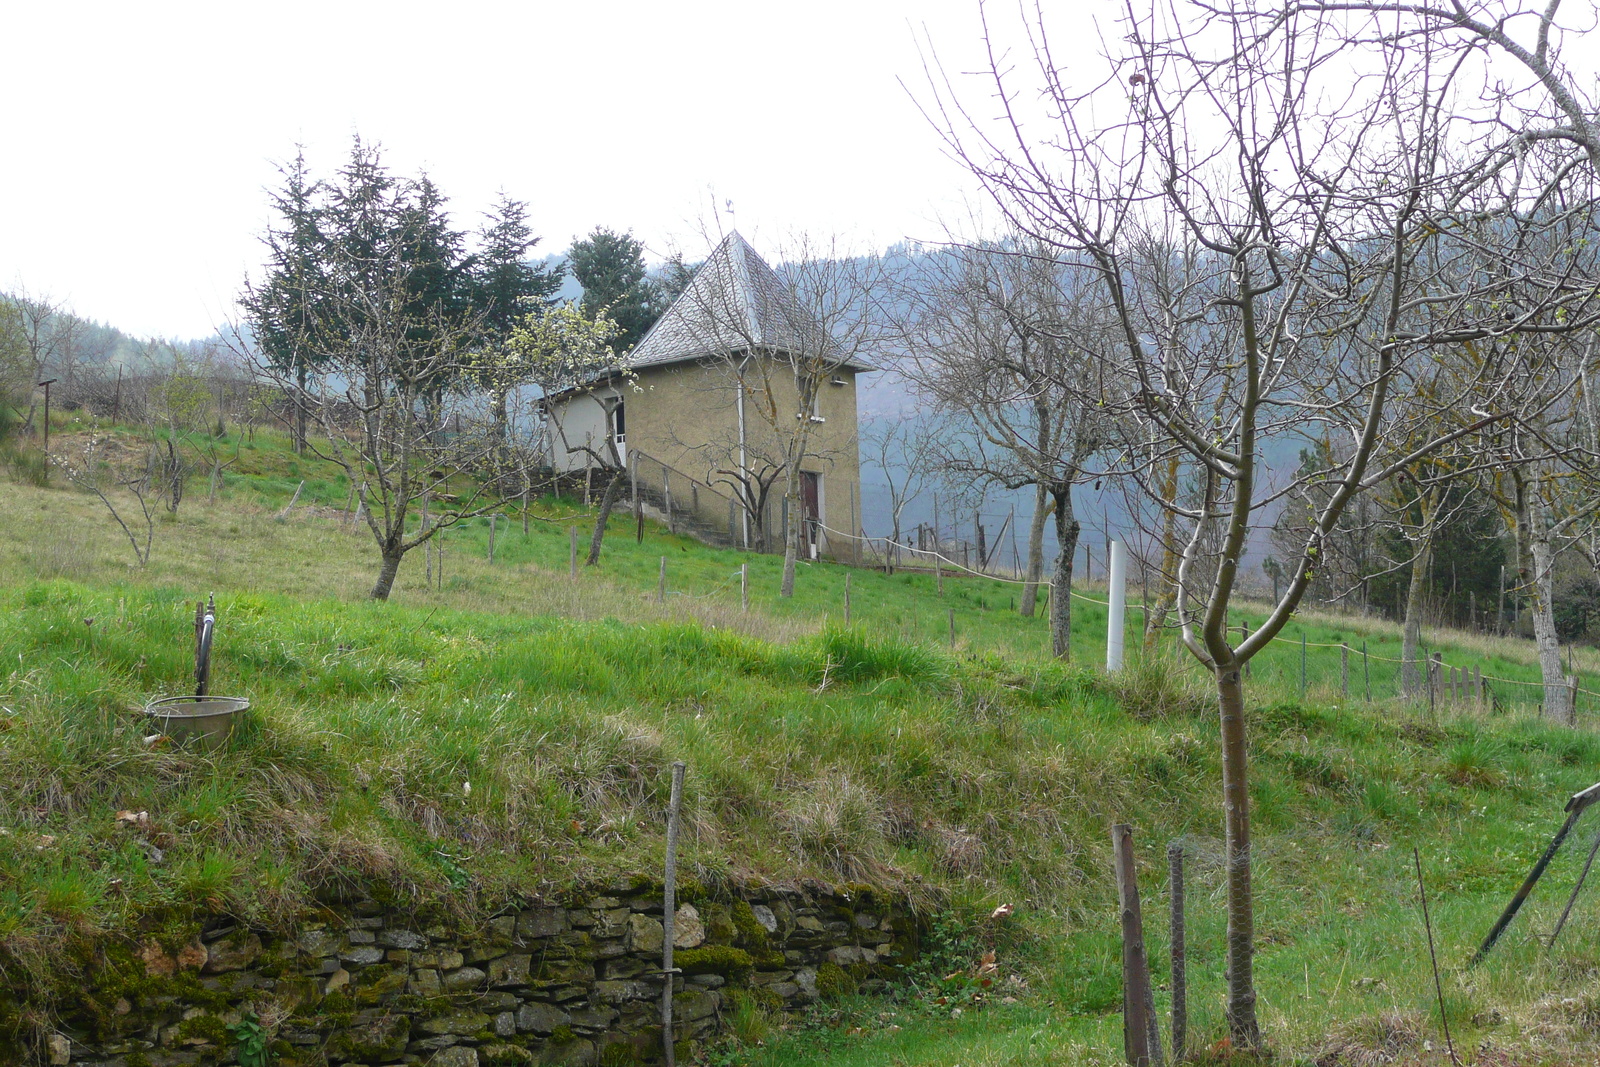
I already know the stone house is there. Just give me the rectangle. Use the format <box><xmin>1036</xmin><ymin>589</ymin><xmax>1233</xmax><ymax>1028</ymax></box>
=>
<box><xmin>543</xmin><ymin>232</ymin><xmax>870</xmax><ymax>560</ymax></box>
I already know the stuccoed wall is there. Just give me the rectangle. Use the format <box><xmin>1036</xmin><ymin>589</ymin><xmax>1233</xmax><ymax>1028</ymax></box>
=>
<box><xmin>50</xmin><ymin>880</ymin><xmax>919</xmax><ymax>1067</ymax></box>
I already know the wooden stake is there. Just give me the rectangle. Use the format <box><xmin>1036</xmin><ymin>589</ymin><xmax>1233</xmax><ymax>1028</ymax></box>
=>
<box><xmin>1169</xmin><ymin>842</ymin><xmax>1186</xmax><ymax>1063</ymax></box>
<box><xmin>740</xmin><ymin>564</ymin><xmax>748</xmax><ymax>614</ymax></box>
<box><xmin>1113</xmin><ymin>824</ymin><xmax>1162</xmax><ymax>1066</ymax></box>
<box><xmin>933</xmin><ymin>493</ymin><xmax>943</xmax><ymax>596</ymax></box>
<box><xmin>570</xmin><ymin>526</ymin><xmax>578</xmax><ymax>578</ymax></box>
<box><xmin>1341</xmin><ymin>643</ymin><xmax>1349</xmax><ymax>697</ymax></box>
<box><xmin>522</xmin><ymin>487</ymin><xmax>529</xmax><ymax>537</ymax></box>
<box><xmin>1363</xmin><ymin>640</ymin><xmax>1371</xmax><ymax>701</ymax></box>
<box><xmin>662</xmin><ymin>761</ymin><xmax>686</xmax><ymax>1067</ymax></box>
<box><xmin>844</xmin><ymin>573</ymin><xmax>852</xmax><ymax>627</ymax></box>
<box><xmin>658</xmin><ymin>557</ymin><xmax>667</xmax><ymax>604</ymax></box>
<box><xmin>487</xmin><ymin>514</ymin><xmax>497</xmax><ymax>563</ymax></box>
<box><xmin>948</xmin><ymin>607</ymin><xmax>956</xmax><ymax>648</ymax></box>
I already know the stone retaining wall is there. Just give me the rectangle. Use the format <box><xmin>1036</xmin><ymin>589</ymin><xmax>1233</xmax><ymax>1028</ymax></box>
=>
<box><xmin>51</xmin><ymin>881</ymin><xmax>918</xmax><ymax>1067</ymax></box>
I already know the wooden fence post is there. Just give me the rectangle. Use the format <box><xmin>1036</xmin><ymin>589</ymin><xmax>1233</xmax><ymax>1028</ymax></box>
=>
<box><xmin>661</xmin><ymin>761</ymin><xmax>686</xmax><ymax>1067</ymax></box>
<box><xmin>844</xmin><ymin>574</ymin><xmax>852</xmax><ymax>627</ymax></box>
<box><xmin>487</xmin><ymin>514</ymin><xmax>496</xmax><ymax>564</ymax></box>
<box><xmin>948</xmin><ymin>608</ymin><xmax>956</xmax><ymax>648</ymax></box>
<box><xmin>663</xmin><ymin>464</ymin><xmax>674</xmax><ymax>534</ymax></box>
<box><xmin>1341</xmin><ymin>643</ymin><xmax>1349</xmax><ymax>698</ymax></box>
<box><xmin>658</xmin><ymin>557</ymin><xmax>667</xmax><ymax>604</ymax></box>
<box><xmin>570</xmin><ymin>527</ymin><xmax>578</xmax><ymax>578</ymax></box>
<box><xmin>1363</xmin><ymin>641</ymin><xmax>1371</xmax><ymax>701</ymax></box>
<box><xmin>1112</xmin><ymin>824</ymin><xmax>1162</xmax><ymax>1067</ymax></box>
<box><xmin>1169</xmin><ymin>842</ymin><xmax>1186</xmax><ymax>1064</ymax></box>
<box><xmin>740</xmin><ymin>564</ymin><xmax>748</xmax><ymax>614</ymax></box>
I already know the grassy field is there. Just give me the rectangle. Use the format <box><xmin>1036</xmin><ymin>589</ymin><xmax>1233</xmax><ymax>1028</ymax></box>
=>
<box><xmin>5</xmin><ymin>423</ymin><xmax>1600</xmax><ymax>1064</ymax></box>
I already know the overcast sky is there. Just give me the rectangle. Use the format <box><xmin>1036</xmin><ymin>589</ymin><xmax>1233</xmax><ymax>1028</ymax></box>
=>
<box><xmin>0</xmin><ymin>0</ymin><xmax>1118</xmax><ymax>341</ymax></box>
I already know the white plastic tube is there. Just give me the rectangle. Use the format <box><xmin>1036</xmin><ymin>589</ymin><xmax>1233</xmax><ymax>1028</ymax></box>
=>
<box><xmin>1107</xmin><ymin>540</ymin><xmax>1127</xmax><ymax>671</ymax></box>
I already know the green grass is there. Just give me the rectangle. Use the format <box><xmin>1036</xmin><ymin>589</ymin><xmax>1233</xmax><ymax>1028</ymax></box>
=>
<box><xmin>5</xmin><ymin>424</ymin><xmax>1600</xmax><ymax>1064</ymax></box>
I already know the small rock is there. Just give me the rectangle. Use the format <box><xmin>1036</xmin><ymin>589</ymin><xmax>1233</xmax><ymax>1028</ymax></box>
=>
<box><xmin>626</xmin><ymin>913</ymin><xmax>663</xmax><ymax>955</ymax></box>
<box><xmin>493</xmin><ymin>1011</ymin><xmax>516</xmax><ymax>1037</ymax></box>
<box><xmin>441</xmin><ymin>966</ymin><xmax>487</xmax><ymax>992</ymax></box>
<box><xmin>377</xmin><ymin>928</ymin><xmax>428</xmax><ymax>950</ymax></box>
<box><xmin>428</xmin><ymin>1047</ymin><xmax>479</xmax><ymax>1067</ymax></box>
<box><xmin>515</xmin><ymin>1001</ymin><xmax>570</xmax><ymax>1034</ymax></box>
<box><xmin>751</xmin><ymin>905</ymin><xmax>778</xmax><ymax>933</ymax></box>
<box><xmin>347</xmin><ymin>929</ymin><xmax>376</xmax><ymax>944</ymax></box>
<box><xmin>486</xmin><ymin>915</ymin><xmax>516</xmax><ymax>940</ymax></box>
<box><xmin>487</xmin><ymin>953</ymin><xmax>531</xmax><ymax>987</ymax></box>
<box><xmin>297</xmin><ymin>928</ymin><xmax>339</xmax><ymax>957</ymax></box>
<box><xmin>204</xmin><ymin>931</ymin><xmax>262</xmax><ymax>973</ymax></box>
<box><xmin>139</xmin><ymin>941</ymin><xmax>175</xmax><ymax>977</ymax></box>
<box><xmin>418</xmin><ymin>1010</ymin><xmax>492</xmax><ymax>1036</ymax></box>
<box><xmin>47</xmin><ymin>1034</ymin><xmax>70</xmax><ymax>1065</ymax></box>
<box><xmin>324</xmin><ymin>968</ymin><xmax>350</xmax><ymax>994</ymax></box>
<box><xmin>341</xmin><ymin>945</ymin><xmax>386</xmax><ymax>966</ymax></box>
<box><xmin>517</xmin><ymin>907</ymin><xmax>567</xmax><ymax>938</ymax></box>
<box><xmin>673</xmin><ymin>904</ymin><xmax>705</xmax><ymax>949</ymax></box>
<box><xmin>410</xmin><ymin>968</ymin><xmax>442</xmax><ymax>997</ymax></box>
<box><xmin>114</xmin><ymin>998</ymin><xmax>131</xmax><ymax>1015</ymax></box>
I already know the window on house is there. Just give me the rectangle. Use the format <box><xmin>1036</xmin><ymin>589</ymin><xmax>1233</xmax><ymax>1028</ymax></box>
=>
<box><xmin>612</xmin><ymin>401</ymin><xmax>626</xmax><ymax>444</ymax></box>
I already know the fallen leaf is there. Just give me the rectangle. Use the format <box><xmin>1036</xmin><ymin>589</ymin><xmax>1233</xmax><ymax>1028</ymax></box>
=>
<box><xmin>990</xmin><ymin>903</ymin><xmax>1014</xmax><ymax>920</ymax></box>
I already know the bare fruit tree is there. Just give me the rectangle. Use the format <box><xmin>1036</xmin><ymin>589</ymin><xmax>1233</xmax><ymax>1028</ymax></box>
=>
<box><xmin>899</xmin><ymin>240</ymin><xmax>1109</xmax><ymax>658</ymax></box>
<box><xmin>921</xmin><ymin>1</ymin><xmax>1600</xmax><ymax>1045</ymax></box>
<box><xmin>860</xmin><ymin>408</ymin><xmax>939</xmax><ymax>573</ymax></box>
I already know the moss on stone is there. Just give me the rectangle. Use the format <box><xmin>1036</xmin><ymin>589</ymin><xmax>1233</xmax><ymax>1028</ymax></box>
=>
<box><xmin>729</xmin><ymin>901</ymin><xmax>770</xmax><ymax>950</ymax></box>
<box><xmin>550</xmin><ymin>1024</ymin><xmax>576</xmax><ymax>1044</ymax></box>
<box><xmin>703</xmin><ymin>903</ymin><xmax>736</xmax><ymax>946</ymax></box>
<box><xmin>173</xmin><ymin>1012</ymin><xmax>229</xmax><ymax>1047</ymax></box>
<box><xmin>815</xmin><ymin>961</ymin><xmax>857</xmax><ymax>1000</ymax></box>
<box><xmin>673</xmin><ymin>945</ymin><xmax>754</xmax><ymax>984</ymax></box>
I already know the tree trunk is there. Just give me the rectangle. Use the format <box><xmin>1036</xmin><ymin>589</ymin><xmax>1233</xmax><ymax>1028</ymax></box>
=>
<box><xmin>294</xmin><ymin>362</ymin><xmax>308</xmax><ymax>455</ymax></box>
<box><xmin>1215</xmin><ymin>661</ymin><xmax>1260</xmax><ymax>1048</ymax></box>
<box><xmin>1400</xmin><ymin>535</ymin><xmax>1432</xmax><ymax>695</ymax></box>
<box><xmin>1529</xmin><ymin>527</ymin><xmax>1571</xmax><ymax>723</ymax></box>
<box><xmin>780</xmin><ymin>469</ymin><xmax>801</xmax><ymax>598</ymax></box>
<box><xmin>1021</xmin><ymin>483</ymin><xmax>1049</xmax><ymax>617</ymax></box>
<box><xmin>371</xmin><ymin>544</ymin><xmax>404</xmax><ymax>600</ymax></box>
<box><xmin>1050</xmin><ymin>487</ymin><xmax>1078</xmax><ymax>660</ymax></box>
<box><xmin>1143</xmin><ymin>455</ymin><xmax>1181</xmax><ymax>650</ymax></box>
<box><xmin>587</xmin><ymin>469</ymin><xmax>625</xmax><ymax>566</ymax></box>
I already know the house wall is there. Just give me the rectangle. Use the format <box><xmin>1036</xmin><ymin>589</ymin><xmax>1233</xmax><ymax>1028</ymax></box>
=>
<box><xmin>546</xmin><ymin>388</ymin><xmax>622</xmax><ymax>474</ymax></box>
<box><xmin>625</xmin><ymin>357</ymin><xmax>863</xmax><ymax>563</ymax></box>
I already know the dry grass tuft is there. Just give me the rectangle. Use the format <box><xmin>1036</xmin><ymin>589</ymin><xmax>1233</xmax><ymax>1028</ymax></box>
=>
<box><xmin>1313</xmin><ymin>1010</ymin><xmax>1424</xmax><ymax>1066</ymax></box>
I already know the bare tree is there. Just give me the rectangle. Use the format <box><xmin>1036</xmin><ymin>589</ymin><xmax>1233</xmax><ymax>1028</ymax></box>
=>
<box><xmin>6</xmin><ymin>286</ymin><xmax>83</xmax><ymax>435</ymax></box>
<box><xmin>861</xmin><ymin>409</ymin><xmax>939</xmax><ymax>572</ymax></box>
<box><xmin>901</xmin><ymin>240</ymin><xmax>1109</xmax><ymax>657</ymax></box>
<box><xmin>50</xmin><ymin>435</ymin><xmax>156</xmax><ymax>566</ymax></box>
<box><xmin>921</xmin><ymin>1</ymin><xmax>1600</xmax><ymax>1045</ymax></box>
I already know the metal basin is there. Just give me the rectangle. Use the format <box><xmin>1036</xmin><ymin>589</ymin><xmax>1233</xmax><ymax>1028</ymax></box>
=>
<box><xmin>144</xmin><ymin>696</ymin><xmax>250</xmax><ymax>750</ymax></box>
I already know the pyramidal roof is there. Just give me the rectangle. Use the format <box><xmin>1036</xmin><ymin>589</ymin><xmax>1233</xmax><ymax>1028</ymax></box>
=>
<box><xmin>629</xmin><ymin>231</ymin><xmax>872</xmax><ymax>371</ymax></box>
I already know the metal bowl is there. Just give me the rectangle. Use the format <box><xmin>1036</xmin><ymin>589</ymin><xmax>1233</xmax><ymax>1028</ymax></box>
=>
<box><xmin>143</xmin><ymin>695</ymin><xmax>250</xmax><ymax>750</ymax></box>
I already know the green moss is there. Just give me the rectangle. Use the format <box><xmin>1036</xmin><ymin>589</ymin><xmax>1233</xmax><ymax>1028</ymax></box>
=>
<box><xmin>550</xmin><ymin>1024</ymin><xmax>576</xmax><ymax>1044</ymax></box>
<box><xmin>703</xmin><ymin>903</ymin><xmax>736</xmax><ymax>946</ymax></box>
<box><xmin>815</xmin><ymin>961</ymin><xmax>857</xmax><ymax>1000</ymax></box>
<box><xmin>483</xmin><ymin>1044</ymin><xmax>537</xmax><ymax>1064</ymax></box>
<box><xmin>173</xmin><ymin>1013</ymin><xmax>229</xmax><ymax>1047</ymax></box>
<box><xmin>730</xmin><ymin>901</ymin><xmax>770</xmax><ymax>950</ymax></box>
<box><xmin>674</xmin><ymin>945</ymin><xmax>755</xmax><ymax>984</ymax></box>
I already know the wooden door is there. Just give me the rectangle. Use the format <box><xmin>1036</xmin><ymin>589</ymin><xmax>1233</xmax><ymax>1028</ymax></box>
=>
<box><xmin>800</xmin><ymin>471</ymin><xmax>821</xmax><ymax>554</ymax></box>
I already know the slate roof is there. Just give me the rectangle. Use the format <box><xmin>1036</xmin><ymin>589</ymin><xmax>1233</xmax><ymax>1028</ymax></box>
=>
<box><xmin>628</xmin><ymin>231</ymin><xmax>874</xmax><ymax>372</ymax></box>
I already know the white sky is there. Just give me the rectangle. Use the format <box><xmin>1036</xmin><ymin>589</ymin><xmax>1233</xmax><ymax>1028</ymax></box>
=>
<box><xmin>0</xmin><ymin>0</ymin><xmax>1117</xmax><ymax>341</ymax></box>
